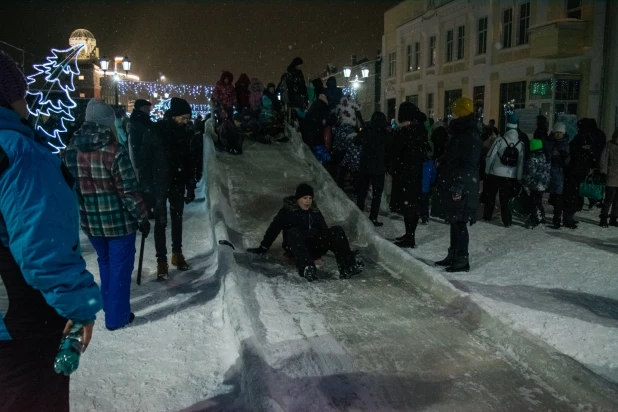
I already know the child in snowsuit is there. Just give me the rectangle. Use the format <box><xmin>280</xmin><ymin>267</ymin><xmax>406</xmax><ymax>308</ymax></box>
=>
<box><xmin>522</xmin><ymin>138</ymin><xmax>551</xmax><ymax>227</ymax></box>
<box><xmin>247</xmin><ymin>183</ymin><xmax>363</xmax><ymax>281</ymax></box>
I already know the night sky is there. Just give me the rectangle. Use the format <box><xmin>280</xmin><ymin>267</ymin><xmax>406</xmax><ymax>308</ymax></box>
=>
<box><xmin>1</xmin><ymin>0</ymin><xmax>399</xmax><ymax>85</ymax></box>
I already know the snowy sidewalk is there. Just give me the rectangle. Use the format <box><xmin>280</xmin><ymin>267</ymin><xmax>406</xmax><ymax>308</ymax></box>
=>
<box><xmin>370</xmin><ymin>183</ymin><xmax>618</xmax><ymax>384</ymax></box>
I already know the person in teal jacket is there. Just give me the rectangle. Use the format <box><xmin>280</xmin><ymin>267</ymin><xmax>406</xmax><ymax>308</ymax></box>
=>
<box><xmin>0</xmin><ymin>50</ymin><xmax>102</xmax><ymax>412</ymax></box>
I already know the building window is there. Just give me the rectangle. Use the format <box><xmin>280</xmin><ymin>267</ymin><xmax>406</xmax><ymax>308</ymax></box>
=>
<box><xmin>473</xmin><ymin>86</ymin><xmax>485</xmax><ymax>119</ymax></box>
<box><xmin>429</xmin><ymin>36</ymin><xmax>436</xmax><ymax>67</ymax></box>
<box><xmin>79</xmin><ymin>93</ymin><xmax>85</xmax><ymax>98</ymax></box>
<box><xmin>457</xmin><ymin>25</ymin><xmax>465</xmax><ymax>60</ymax></box>
<box><xmin>566</xmin><ymin>0</ymin><xmax>582</xmax><ymax>19</ymax></box>
<box><xmin>427</xmin><ymin>92</ymin><xmax>435</xmax><ymax>119</ymax></box>
<box><xmin>414</xmin><ymin>42</ymin><xmax>421</xmax><ymax>71</ymax></box>
<box><xmin>406</xmin><ymin>95</ymin><xmax>419</xmax><ymax>106</ymax></box>
<box><xmin>407</xmin><ymin>45</ymin><xmax>413</xmax><ymax>72</ymax></box>
<box><xmin>444</xmin><ymin>89</ymin><xmax>462</xmax><ymax>118</ymax></box>
<box><xmin>477</xmin><ymin>17</ymin><xmax>488</xmax><ymax>55</ymax></box>
<box><xmin>388</xmin><ymin>51</ymin><xmax>397</xmax><ymax>77</ymax></box>
<box><xmin>502</xmin><ymin>8</ymin><xmax>513</xmax><ymax>48</ymax></box>
<box><xmin>446</xmin><ymin>30</ymin><xmax>454</xmax><ymax>62</ymax></box>
<box><xmin>518</xmin><ymin>2</ymin><xmax>530</xmax><ymax>45</ymax></box>
<box><xmin>529</xmin><ymin>80</ymin><xmax>553</xmax><ymax>100</ymax></box>
<box><xmin>555</xmin><ymin>78</ymin><xmax>580</xmax><ymax>100</ymax></box>
<box><xmin>78</xmin><ymin>75</ymin><xmax>85</xmax><ymax>80</ymax></box>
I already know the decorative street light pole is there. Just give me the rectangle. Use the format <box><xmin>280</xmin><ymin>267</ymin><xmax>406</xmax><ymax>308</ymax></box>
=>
<box><xmin>343</xmin><ymin>66</ymin><xmax>352</xmax><ymax>78</ymax></box>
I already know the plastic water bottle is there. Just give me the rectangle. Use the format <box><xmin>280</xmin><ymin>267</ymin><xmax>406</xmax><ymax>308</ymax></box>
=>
<box><xmin>54</xmin><ymin>323</ymin><xmax>84</xmax><ymax>376</ymax></box>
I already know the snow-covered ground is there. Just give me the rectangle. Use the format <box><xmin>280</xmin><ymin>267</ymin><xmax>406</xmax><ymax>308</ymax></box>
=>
<box><xmin>69</xmin><ymin>131</ymin><xmax>618</xmax><ymax>411</ymax></box>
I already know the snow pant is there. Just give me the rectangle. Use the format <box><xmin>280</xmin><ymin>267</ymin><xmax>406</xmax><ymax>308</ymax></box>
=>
<box><xmin>286</xmin><ymin>226</ymin><xmax>354</xmax><ymax>274</ymax></box>
<box><xmin>154</xmin><ymin>192</ymin><xmax>185</xmax><ymax>261</ymax></box>
<box><xmin>89</xmin><ymin>232</ymin><xmax>137</xmax><ymax>330</ymax></box>
<box><xmin>601</xmin><ymin>186</ymin><xmax>618</xmax><ymax>217</ymax></box>
<box><xmin>449</xmin><ymin>221</ymin><xmax>469</xmax><ymax>254</ymax></box>
<box><xmin>0</xmin><ymin>334</ymin><xmax>69</xmax><ymax>412</ymax></box>
<box><xmin>404</xmin><ymin>213</ymin><xmax>420</xmax><ymax>236</ymax></box>
<box><xmin>483</xmin><ymin>174</ymin><xmax>516</xmax><ymax>225</ymax></box>
<box><xmin>356</xmin><ymin>173</ymin><xmax>385</xmax><ymax>220</ymax></box>
<box><xmin>529</xmin><ymin>190</ymin><xmax>545</xmax><ymax>221</ymax></box>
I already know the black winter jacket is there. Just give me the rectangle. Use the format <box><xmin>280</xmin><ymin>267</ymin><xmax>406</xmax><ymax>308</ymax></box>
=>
<box><xmin>139</xmin><ymin>118</ymin><xmax>196</xmax><ymax>204</ymax></box>
<box><xmin>389</xmin><ymin>124</ymin><xmax>429</xmax><ymax>215</ymax></box>
<box><xmin>260</xmin><ymin>197</ymin><xmax>328</xmax><ymax>250</ymax></box>
<box><xmin>127</xmin><ymin>109</ymin><xmax>153</xmax><ymax>170</ymax></box>
<box><xmin>303</xmin><ymin>99</ymin><xmax>330</xmax><ymax>147</ymax></box>
<box><xmin>355</xmin><ymin>127</ymin><xmax>388</xmax><ymax>175</ymax></box>
<box><xmin>435</xmin><ymin>115</ymin><xmax>481</xmax><ymax>222</ymax></box>
<box><xmin>286</xmin><ymin>66</ymin><xmax>308</xmax><ymax>108</ymax></box>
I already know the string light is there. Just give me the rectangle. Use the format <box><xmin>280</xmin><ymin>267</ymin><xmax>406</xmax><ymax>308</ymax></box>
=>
<box><xmin>149</xmin><ymin>98</ymin><xmax>211</xmax><ymax>121</ymax></box>
<box><xmin>26</xmin><ymin>44</ymin><xmax>83</xmax><ymax>153</ymax></box>
<box><xmin>117</xmin><ymin>81</ymin><xmax>215</xmax><ymax>100</ymax></box>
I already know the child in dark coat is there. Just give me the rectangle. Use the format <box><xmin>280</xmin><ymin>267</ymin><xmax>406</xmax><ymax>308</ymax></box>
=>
<box><xmin>247</xmin><ymin>184</ymin><xmax>363</xmax><ymax>281</ymax></box>
<box><xmin>522</xmin><ymin>138</ymin><xmax>550</xmax><ymax>227</ymax></box>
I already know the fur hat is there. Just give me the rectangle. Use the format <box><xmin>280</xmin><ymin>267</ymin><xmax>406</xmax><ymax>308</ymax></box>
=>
<box><xmin>552</xmin><ymin>122</ymin><xmax>566</xmax><ymax>134</ymax></box>
<box><xmin>0</xmin><ymin>50</ymin><xmax>27</xmax><ymax>107</ymax></box>
<box><xmin>168</xmin><ymin>97</ymin><xmax>192</xmax><ymax>117</ymax></box>
<box><xmin>295</xmin><ymin>183</ymin><xmax>314</xmax><ymax>200</ymax></box>
<box><xmin>85</xmin><ymin>99</ymin><xmax>115</xmax><ymax>127</ymax></box>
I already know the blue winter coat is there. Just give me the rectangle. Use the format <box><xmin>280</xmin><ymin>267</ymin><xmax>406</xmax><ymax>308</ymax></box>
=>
<box><xmin>0</xmin><ymin>107</ymin><xmax>102</xmax><ymax>340</ymax></box>
<box><xmin>544</xmin><ymin>134</ymin><xmax>570</xmax><ymax>195</ymax></box>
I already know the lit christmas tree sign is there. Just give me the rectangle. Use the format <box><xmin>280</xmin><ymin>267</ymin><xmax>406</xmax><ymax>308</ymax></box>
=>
<box><xmin>26</xmin><ymin>44</ymin><xmax>84</xmax><ymax>153</ymax></box>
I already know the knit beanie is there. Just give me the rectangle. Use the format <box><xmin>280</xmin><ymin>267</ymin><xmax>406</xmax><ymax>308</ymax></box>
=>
<box><xmin>506</xmin><ymin>114</ymin><xmax>519</xmax><ymax>130</ymax></box>
<box><xmin>295</xmin><ymin>183</ymin><xmax>314</xmax><ymax>199</ymax></box>
<box><xmin>85</xmin><ymin>98</ymin><xmax>115</xmax><ymax>127</ymax></box>
<box><xmin>134</xmin><ymin>99</ymin><xmax>152</xmax><ymax>110</ymax></box>
<box><xmin>168</xmin><ymin>97</ymin><xmax>192</xmax><ymax>117</ymax></box>
<box><xmin>552</xmin><ymin>122</ymin><xmax>566</xmax><ymax>134</ymax></box>
<box><xmin>530</xmin><ymin>138</ymin><xmax>543</xmax><ymax>152</ymax></box>
<box><xmin>0</xmin><ymin>50</ymin><xmax>27</xmax><ymax>107</ymax></box>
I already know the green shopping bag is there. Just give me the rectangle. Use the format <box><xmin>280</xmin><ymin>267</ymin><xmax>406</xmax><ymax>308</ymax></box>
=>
<box><xmin>579</xmin><ymin>174</ymin><xmax>604</xmax><ymax>200</ymax></box>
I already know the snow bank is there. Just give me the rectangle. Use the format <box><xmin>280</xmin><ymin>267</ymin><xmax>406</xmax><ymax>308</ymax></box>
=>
<box><xmin>284</xmin><ymin>125</ymin><xmax>618</xmax><ymax>407</ymax></box>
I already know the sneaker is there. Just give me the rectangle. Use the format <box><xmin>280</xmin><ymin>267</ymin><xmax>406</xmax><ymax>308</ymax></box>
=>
<box><xmin>171</xmin><ymin>253</ymin><xmax>190</xmax><ymax>270</ymax></box>
<box><xmin>157</xmin><ymin>260</ymin><xmax>169</xmax><ymax>281</ymax></box>
<box><xmin>339</xmin><ymin>258</ymin><xmax>364</xmax><ymax>279</ymax></box>
<box><xmin>301</xmin><ymin>265</ymin><xmax>317</xmax><ymax>282</ymax></box>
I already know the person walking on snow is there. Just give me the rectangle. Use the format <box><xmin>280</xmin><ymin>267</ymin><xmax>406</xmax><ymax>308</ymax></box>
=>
<box><xmin>522</xmin><ymin>138</ymin><xmax>551</xmax><ymax>228</ymax></box>
<box><xmin>247</xmin><ymin>183</ymin><xmax>364</xmax><ymax>282</ymax></box>
<box><xmin>483</xmin><ymin>114</ymin><xmax>525</xmax><ymax>227</ymax></box>
<box><xmin>64</xmin><ymin>99</ymin><xmax>150</xmax><ymax>330</ymax></box>
<box><xmin>544</xmin><ymin>122</ymin><xmax>571</xmax><ymax>229</ymax></box>
<box><xmin>435</xmin><ymin>97</ymin><xmax>481</xmax><ymax>273</ymax></box>
<box><xmin>599</xmin><ymin>128</ymin><xmax>618</xmax><ymax>227</ymax></box>
<box><xmin>0</xmin><ymin>50</ymin><xmax>102</xmax><ymax>411</ymax></box>
<box><xmin>355</xmin><ymin>111</ymin><xmax>390</xmax><ymax>227</ymax></box>
<box><xmin>389</xmin><ymin>102</ymin><xmax>429</xmax><ymax>248</ymax></box>
<box><xmin>139</xmin><ymin>97</ymin><xmax>197</xmax><ymax>280</ymax></box>
<box><xmin>127</xmin><ymin>99</ymin><xmax>153</xmax><ymax>176</ymax></box>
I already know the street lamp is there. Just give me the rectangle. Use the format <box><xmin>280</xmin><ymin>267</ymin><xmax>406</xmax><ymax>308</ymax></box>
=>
<box><xmin>100</xmin><ymin>56</ymin><xmax>110</xmax><ymax>76</ymax></box>
<box><xmin>343</xmin><ymin>67</ymin><xmax>352</xmax><ymax>78</ymax></box>
<box><xmin>122</xmin><ymin>56</ymin><xmax>131</xmax><ymax>75</ymax></box>
<box><xmin>164</xmin><ymin>92</ymin><xmax>169</xmax><ymax>99</ymax></box>
<box><xmin>113</xmin><ymin>73</ymin><xmax>121</xmax><ymax>107</ymax></box>
<box><xmin>361</xmin><ymin>67</ymin><xmax>370</xmax><ymax>78</ymax></box>
<box><xmin>160</xmin><ymin>75</ymin><xmax>166</xmax><ymax>82</ymax></box>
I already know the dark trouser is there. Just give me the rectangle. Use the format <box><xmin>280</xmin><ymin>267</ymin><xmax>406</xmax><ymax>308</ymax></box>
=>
<box><xmin>529</xmin><ymin>190</ymin><xmax>545</xmax><ymax>221</ymax></box>
<box><xmin>483</xmin><ymin>174</ymin><xmax>516</xmax><ymax>225</ymax></box>
<box><xmin>450</xmin><ymin>222</ymin><xmax>469</xmax><ymax>254</ymax></box>
<box><xmin>286</xmin><ymin>226</ymin><xmax>354</xmax><ymax>273</ymax></box>
<box><xmin>562</xmin><ymin>175</ymin><xmax>582</xmax><ymax>223</ymax></box>
<box><xmin>0</xmin><ymin>335</ymin><xmax>69</xmax><ymax>412</ymax></box>
<box><xmin>89</xmin><ymin>232</ymin><xmax>137</xmax><ymax>330</ymax></box>
<box><xmin>154</xmin><ymin>192</ymin><xmax>185</xmax><ymax>261</ymax></box>
<box><xmin>356</xmin><ymin>173</ymin><xmax>385</xmax><ymax>220</ymax></box>
<box><xmin>404</xmin><ymin>213</ymin><xmax>419</xmax><ymax>236</ymax></box>
<box><xmin>602</xmin><ymin>186</ymin><xmax>618</xmax><ymax>217</ymax></box>
<box><xmin>420</xmin><ymin>193</ymin><xmax>430</xmax><ymax>219</ymax></box>
<box><xmin>550</xmin><ymin>194</ymin><xmax>563</xmax><ymax>221</ymax></box>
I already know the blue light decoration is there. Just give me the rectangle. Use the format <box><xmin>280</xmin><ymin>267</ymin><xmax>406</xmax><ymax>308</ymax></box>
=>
<box><xmin>150</xmin><ymin>99</ymin><xmax>211</xmax><ymax>122</ymax></box>
<box><xmin>117</xmin><ymin>81</ymin><xmax>215</xmax><ymax>101</ymax></box>
<box><xmin>26</xmin><ymin>44</ymin><xmax>83</xmax><ymax>153</ymax></box>
<box><xmin>341</xmin><ymin>86</ymin><xmax>359</xmax><ymax>101</ymax></box>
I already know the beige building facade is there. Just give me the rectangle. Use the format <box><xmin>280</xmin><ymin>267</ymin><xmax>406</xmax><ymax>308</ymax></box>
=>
<box><xmin>382</xmin><ymin>0</ymin><xmax>617</xmax><ymax>134</ymax></box>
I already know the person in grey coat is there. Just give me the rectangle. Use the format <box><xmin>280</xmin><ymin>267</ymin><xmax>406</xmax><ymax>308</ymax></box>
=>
<box><xmin>544</xmin><ymin>122</ymin><xmax>570</xmax><ymax>228</ymax></box>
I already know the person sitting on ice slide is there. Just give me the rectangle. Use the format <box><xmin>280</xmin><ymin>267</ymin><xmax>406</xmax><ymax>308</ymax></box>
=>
<box><xmin>247</xmin><ymin>183</ymin><xmax>364</xmax><ymax>282</ymax></box>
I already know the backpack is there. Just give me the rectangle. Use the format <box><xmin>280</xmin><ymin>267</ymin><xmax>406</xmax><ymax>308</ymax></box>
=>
<box><xmin>499</xmin><ymin>137</ymin><xmax>520</xmax><ymax>167</ymax></box>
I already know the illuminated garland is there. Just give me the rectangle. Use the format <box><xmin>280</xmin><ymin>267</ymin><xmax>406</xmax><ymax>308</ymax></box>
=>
<box><xmin>149</xmin><ymin>99</ymin><xmax>211</xmax><ymax>122</ymax></box>
<box><xmin>117</xmin><ymin>81</ymin><xmax>215</xmax><ymax>100</ymax></box>
<box><xmin>26</xmin><ymin>44</ymin><xmax>83</xmax><ymax>152</ymax></box>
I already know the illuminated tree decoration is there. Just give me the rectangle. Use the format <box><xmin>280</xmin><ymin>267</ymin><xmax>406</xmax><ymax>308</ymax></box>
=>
<box><xmin>26</xmin><ymin>44</ymin><xmax>84</xmax><ymax>153</ymax></box>
<box><xmin>151</xmin><ymin>98</ymin><xmax>171</xmax><ymax>122</ymax></box>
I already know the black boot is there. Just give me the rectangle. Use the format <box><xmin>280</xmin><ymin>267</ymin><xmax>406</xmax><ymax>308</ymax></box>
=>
<box><xmin>610</xmin><ymin>216</ymin><xmax>618</xmax><ymax>227</ymax></box>
<box><xmin>525</xmin><ymin>215</ymin><xmax>539</xmax><ymax>229</ymax></box>
<box><xmin>600</xmin><ymin>215</ymin><xmax>609</xmax><ymax>228</ymax></box>
<box><xmin>552</xmin><ymin>216</ymin><xmax>561</xmax><ymax>229</ymax></box>
<box><xmin>300</xmin><ymin>265</ymin><xmax>317</xmax><ymax>282</ymax></box>
<box><xmin>445</xmin><ymin>253</ymin><xmax>470</xmax><ymax>273</ymax></box>
<box><xmin>395</xmin><ymin>233</ymin><xmax>408</xmax><ymax>242</ymax></box>
<box><xmin>370</xmin><ymin>218</ymin><xmax>384</xmax><ymax>227</ymax></box>
<box><xmin>394</xmin><ymin>234</ymin><xmax>416</xmax><ymax>248</ymax></box>
<box><xmin>436</xmin><ymin>248</ymin><xmax>456</xmax><ymax>267</ymax></box>
<box><xmin>563</xmin><ymin>214</ymin><xmax>578</xmax><ymax>229</ymax></box>
<box><xmin>339</xmin><ymin>256</ymin><xmax>365</xmax><ymax>279</ymax></box>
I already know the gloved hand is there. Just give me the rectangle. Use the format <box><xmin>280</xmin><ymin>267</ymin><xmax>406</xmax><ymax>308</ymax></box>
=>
<box><xmin>450</xmin><ymin>183</ymin><xmax>464</xmax><ymax>201</ymax></box>
<box><xmin>185</xmin><ymin>188</ymin><xmax>196</xmax><ymax>204</ymax></box>
<box><xmin>139</xmin><ymin>219</ymin><xmax>151</xmax><ymax>238</ymax></box>
<box><xmin>247</xmin><ymin>245</ymin><xmax>268</xmax><ymax>255</ymax></box>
